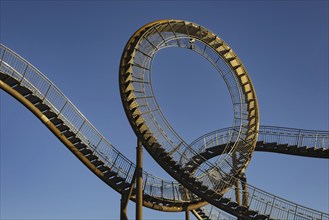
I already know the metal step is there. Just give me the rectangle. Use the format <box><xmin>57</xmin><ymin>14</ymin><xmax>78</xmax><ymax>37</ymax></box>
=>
<box><xmin>80</xmin><ymin>148</ymin><xmax>92</xmax><ymax>156</ymax></box>
<box><xmin>236</xmin><ymin>205</ymin><xmax>248</xmax><ymax>213</ymax></box>
<box><xmin>170</xmin><ymin>164</ymin><xmax>181</xmax><ymax>172</ymax></box>
<box><xmin>14</xmin><ymin>85</ymin><xmax>31</xmax><ymax>96</ymax></box>
<box><xmin>193</xmin><ymin>180</ymin><xmax>202</xmax><ymax>188</ymax></box>
<box><xmin>98</xmin><ymin>165</ymin><xmax>110</xmax><ymax>173</ymax></box>
<box><xmin>264</xmin><ymin>142</ymin><xmax>277</xmax><ymax>149</ymax></box>
<box><xmin>298</xmin><ymin>146</ymin><xmax>307</xmax><ymax>152</ymax></box>
<box><xmin>74</xmin><ymin>142</ymin><xmax>86</xmax><ymax>150</ymax></box>
<box><xmin>3</xmin><ymin>77</ymin><xmax>19</xmax><ymax>87</ymax></box>
<box><xmin>219</xmin><ymin>197</ymin><xmax>230</xmax><ymax>204</ymax></box>
<box><xmin>118</xmin><ymin>181</ymin><xmax>130</xmax><ymax>190</ymax></box>
<box><xmin>205</xmin><ymin>189</ymin><xmax>213</xmax><ymax>196</ymax></box>
<box><xmin>68</xmin><ymin>136</ymin><xmax>80</xmax><ymax>144</ymax></box>
<box><xmin>62</xmin><ymin>130</ymin><xmax>75</xmax><ymax>139</ymax></box>
<box><xmin>56</xmin><ymin>124</ymin><xmax>69</xmax><ymax>132</ymax></box>
<box><xmin>112</xmin><ymin>176</ymin><xmax>125</xmax><ymax>185</ymax></box>
<box><xmin>26</xmin><ymin>94</ymin><xmax>41</xmax><ymax>104</ymax></box>
<box><xmin>246</xmin><ymin>210</ymin><xmax>258</xmax><ymax>217</ymax></box>
<box><xmin>162</xmin><ymin>155</ymin><xmax>173</xmax><ymax>163</ymax></box>
<box><xmin>35</xmin><ymin>102</ymin><xmax>50</xmax><ymax>112</ymax></box>
<box><xmin>199</xmin><ymin>185</ymin><xmax>208</xmax><ymax>192</ymax></box>
<box><xmin>92</xmin><ymin>160</ymin><xmax>104</xmax><ymax>167</ymax></box>
<box><xmin>43</xmin><ymin>110</ymin><xmax>57</xmax><ymax>119</ymax></box>
<box><xmin>288</xmin><ymin>145</ymin><xmax>298</xmax><ymax>152</ymax></box>
<box><xmin>227</xmin><ymin>201</ymin><xmax>238</xmax><ymax>208</ymax></box>
<box><xmin>104</xmin><ymin>170</ymin><xmax>117</xmax><ymax>179</ymax></box>
<box><xmin>277</xmin><ymin>144</ymin><xmax>288</xmax><ymax>151</ymax></box>
<box><xmin>307</xmin><ymin>147</ymin><xmax>315</xmax><ymax>152</ymax></box>
<box><xmin>255</xmin><ymin>214</ymin><xmax>269</xmax><ymax>220</ymax></box>
<box><xmin>86</xmin><ymin>154</ymin><xmax>97</xmax><ymax>161</ymax></box>
<box><xmin>155</xmin><ymin>148</ymin><xmax>166</xmax><ymax>157</ymax></box>
<box><xmin>50</xmin><ymin>117</ymin><xmax>64</xmax><ymax>126</ymax></box>
<box><xmin>187</xmin><ymin>176</ymin><xmax>196</xmax><ymax>183</ymax></box>
<box><xmin>0</xmin><ymin>73</ymin><xmax>9</xmax><ymax>81</ymax></box>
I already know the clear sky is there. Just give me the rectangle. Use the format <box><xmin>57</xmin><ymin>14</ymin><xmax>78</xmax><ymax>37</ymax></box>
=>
<box><xmin>0</xmin><ymin>1</ymin><xmax>328</xmax><ymax>219</ymax></box>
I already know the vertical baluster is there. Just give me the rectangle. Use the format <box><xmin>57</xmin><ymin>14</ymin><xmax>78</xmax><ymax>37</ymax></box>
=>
<box><xmin>315</xmin><ymin>132</ymin><xmax>318</xmax><ymax>148</ymax></box>
<box><xmin>94</xmin><ymin>137</ymin><xmax>103</xmax><ymax>151</ymax></box>
<box><xmin>143</xmin><ymin>173</ymin><xmax>148</xmax><ymax>192</ymax></box>
<box><xmin>42</xmin><ymin>84</ymin><xmax>52</xmax><ymax>101</ymax></box>
<box><xmin>215</xmin><ymin>132</ymin><xmax>218</xmax><ymax>146</ymax></box>
<box><xmin>76</xmin><ymin>120</ymin><xmax>86</xmax><ymax>136</ymax></box>
<box><xmin>248</xmin><ymin>188</ymin><xmax>256</xmax><ymax>209</ymax></box>
<box><xmin>293</xmin><ymin>204</ymin><xmax>298</xmax><ymax>220</ymax></box>
<box><xmin>209</xmin><ymin>206</ymin><xmax>214</xmax><ymax>217</ymax></box>
<box><xmin>161</xmin><ymin>180</ymin><xmax>164</xmax><ymax>200</ymax></box>
<box><xmin>297</xmin><ymin>130</ymin><xmax>301</xmax><ymax>146</ymax></box>
<box><xmin>172</xmin><ymin>182</ymin><xmax>175</xmax><ymax>201</ymax></box>
<box><xmin>58</xmin><ymin>100</ymin><xmax>68</xmax><ymax>116</ymax></box>
<box><xmin>111</xmin><ymin>152</ymin><xmax>120</xmax><ymax>169</ymax></box>
<box><xmin>268</xmin><ymin>196</ymin><xmax>276</xmax><ymax>218</ymax></box>
<box><xmin>20</xmin><ymin>64</ymin><xmax>29</xmax><ymax>82</ymax></box>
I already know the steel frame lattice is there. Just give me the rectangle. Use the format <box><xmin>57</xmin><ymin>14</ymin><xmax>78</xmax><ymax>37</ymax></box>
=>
<box><xmin>1</xmin><ymin>19</ymin><xmax>328</xmax><ymax>220</ymax></box>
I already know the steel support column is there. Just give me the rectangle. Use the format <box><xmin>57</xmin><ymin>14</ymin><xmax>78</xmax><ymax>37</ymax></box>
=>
<box><xmin>233</xmin><ymin>152</ymin><xmax>241</xmax><ymax>206</ymax></box>
<box><xmin>136</xmin><ymin>139</ymin><xmax>143</xmax><ymax>220</ymax></box>
<box><xmin>120</xmin><ymin>195</ymin><xmax>129</xmax><ymax>220</ymax></box>
<box><xmin>120</xmin><ymin>170</ymin><xmax>137</xmax><ymax>220</ymax></box>
<box><xmin>241</xmin><ymin>173</ymin><xmax>248</xmax><ymax>207</ymax></box>
<box><xmin>185</xmin><ymin>210</ymin><xmax>190</xmax><ymax>220</ymax></box>
<box><xmin>234</xmin><ymin>179</ymin><xmax>241</xmax><ymax>205</ymax></box>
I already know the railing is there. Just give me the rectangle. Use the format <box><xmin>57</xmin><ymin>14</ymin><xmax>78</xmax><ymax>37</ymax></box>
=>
<box><xmin>220</xmin><ymin>181</ymin><xmax>329</xmax><ymax>220</ymax></box>
<box><xmin>190</xmin><ymin>126</ymin><xmax>329</xmax><ymax>153</ymax></box>
<box><xmin>0</xmin><ymin>44</ymin><xmax>194</xmax><ymax>204</ymax></box>
<box><xmin>2</xmin><ymin>43</ymin><xmax>328</xmax><ymax>219</ymax></box>
<box><xmin>189</xmin><ymin>126</ymin><xmax>329</xmax><ymax>219</ymax></box>
<box><xmin>124</xmin><ymin>20</ymin><xmax>256</xmax><ymax>179</ymax></box>
<box><xmin>198</xmin><ymin>205</ymin><xmax>236</xmax><ymax>220</ymax></box>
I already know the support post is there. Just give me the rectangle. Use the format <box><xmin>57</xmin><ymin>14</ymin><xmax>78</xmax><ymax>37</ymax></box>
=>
<box><xmin>240</xmin><ymin>173</ymin><xmax>248</xmax><ymax>207</ymax></box>
<box><xmin>185</xmin><ymin>210</ymin><xmax>190</xmax><ymax>220</ymax></box>
<box><xmin>234</xmin><ymin>179</ymin><xmax>241</xmax><ymax>206</ymax></box>
<box><xmin>120</xmin><ymin>170</ymin><xmax>137</xmax><ymax>220</ymax></box>
<box><xmin>136</xmin><ymin>139</ymin><xmax>143</xmax><ymax>220</ymax></box>
<box><xmin>232</xmin><ymin>152</ymin><xmax>241</xmax><ymax>205</ymax></box>
<box><xmin>120</xmin><ymin>195</ymin><xmax>129</xmax><ymax>220</ymax></box>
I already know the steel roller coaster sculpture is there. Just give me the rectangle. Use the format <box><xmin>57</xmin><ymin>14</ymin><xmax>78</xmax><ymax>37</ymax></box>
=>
<box><xmin>1</xmin><ymin>20</ymin><xmax>328</xmax><ymax>220</ymax></box>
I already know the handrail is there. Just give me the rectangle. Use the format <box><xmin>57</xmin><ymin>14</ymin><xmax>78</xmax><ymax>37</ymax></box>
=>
<box><xmin>0</xmin><ymin>43</ymin><xmax>197</xmax><ymax>204</ymax></box>
<box><xmin>118</xmin><ymin>19</ymin><xmax>328</xmax><ymax>220</ymax></box>
<box><xmin>190</xmin><ymin>126</ymin><xmax>329</xmax><ymax>153</ymax></box>
<box><xmin>1</xmin><ymin>42</ymin><xmax>328</xmax><ymax>219</ymax></box>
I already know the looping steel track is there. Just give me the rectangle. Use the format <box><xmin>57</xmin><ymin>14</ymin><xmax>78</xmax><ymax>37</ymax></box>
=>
<box><xmin>1</xmin><ymin>19</ymin><xmax>328</xmax><ymax>220</ymax></box>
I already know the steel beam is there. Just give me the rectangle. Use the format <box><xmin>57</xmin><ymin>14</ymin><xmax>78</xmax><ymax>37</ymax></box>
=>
<box><xmin>121</xmin><ymin>170</ymin><xmax>137</xmax><ymax>220</ymax></box>
<box><xmin>185</xmin><ymin>210</ymin><xmax>190</xmax><ymax>220</ymax></box>
<box><xmin>136</xmin><ymin>139</ymin><xmax>143</xmax><ymax>220</ymax></box>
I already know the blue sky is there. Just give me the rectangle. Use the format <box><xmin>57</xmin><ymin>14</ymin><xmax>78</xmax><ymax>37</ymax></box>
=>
<box><xmin>1</xmin><ymin>1</ymin><xmax>328</xmax><ymax>219</ymax></box>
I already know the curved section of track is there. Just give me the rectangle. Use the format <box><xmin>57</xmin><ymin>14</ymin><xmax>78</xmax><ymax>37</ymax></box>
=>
<box><xmin>189</xmin><ymin>126</ymin><xmax>329</xmax><ymax>165</ymax></box>
<box><xmin>194</xmin><ymin>127</ymin><xmax>328</xmax><ymax>219</ymax></box>
<box><xmin>119</xmin><ymin>20</ymin><xmax>328</xmax><ymax>219</ymax></box>
<box><xmin>1</xmin><ymin>36</ymin><xmax>328</xmax><ymax>219</ymax></box>
<box><xmin>119</xmin><ymin>19</ymin><xmax>259</xmax><ymax>182</ymax></box>
<box><xmin>0</xmin><ymin>44</ymin><xmax>207</xmax><ymax>212</ymax></box>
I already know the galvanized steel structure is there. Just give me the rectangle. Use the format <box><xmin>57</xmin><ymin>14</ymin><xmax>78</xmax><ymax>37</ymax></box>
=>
<box><xmin>1</xmin><ymin>19</ymin><xmax>328</xmax><ymax>220</ymax></box>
